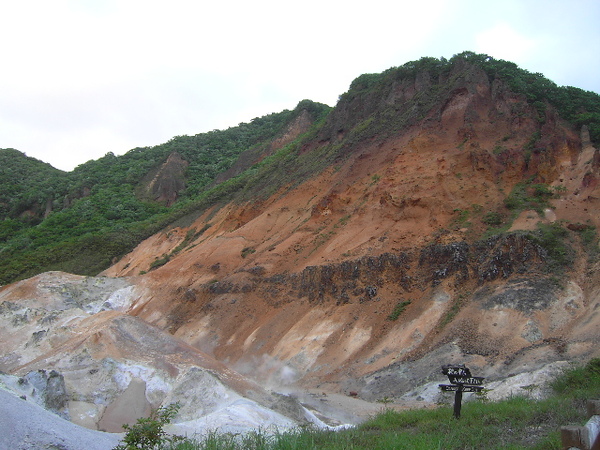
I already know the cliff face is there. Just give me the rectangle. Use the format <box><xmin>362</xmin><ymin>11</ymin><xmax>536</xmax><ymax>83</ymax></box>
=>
<box><xmin>139</xmin><ymin>151</ymin><xmax>189</xmax><ymax>206</ymax></box>
<box><xmin>100</xmin><ymin>61</ymin><xmax>600</xmax><ymax>396</ymax></box>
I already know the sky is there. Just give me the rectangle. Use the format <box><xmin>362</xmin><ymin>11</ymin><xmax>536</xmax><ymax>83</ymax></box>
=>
<box><xmin>1</xmin><ymin>0</ymin><xmax>599</xmax><ymax>172</ymax></box>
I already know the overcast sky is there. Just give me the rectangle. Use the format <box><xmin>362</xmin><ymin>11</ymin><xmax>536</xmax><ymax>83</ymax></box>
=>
<box><xmin>1</xmin><ymin>0</ymin><xmax>599</xmax><ymax>171</ymax></box>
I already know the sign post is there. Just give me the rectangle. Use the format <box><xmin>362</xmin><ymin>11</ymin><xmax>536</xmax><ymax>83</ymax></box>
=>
<box><xmin>439</xmin><ymin>365</ymin><xmax>485</xmax><ymax>419</ymax></box>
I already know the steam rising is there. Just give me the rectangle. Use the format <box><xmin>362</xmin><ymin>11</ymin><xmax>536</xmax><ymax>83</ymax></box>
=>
<box><xmin>233</xmin><ymin>354</ymin><xmax>300</xmax><ymax>390</ymax></box>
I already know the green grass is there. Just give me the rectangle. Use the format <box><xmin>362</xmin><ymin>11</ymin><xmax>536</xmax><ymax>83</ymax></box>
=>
<box><xmin>115</xmin><ymin>359</ymin><xmax>600</xmax><ymax>450</ymax></box>
<box><xmin>386</xmin><ymin>300</ymin><xmax>411</xmax><ymax>321</ymax></box>
<box><xmin>438</xmin><ymin>294</ymin><xmax>469</xmax><ymax>329</ymax></box>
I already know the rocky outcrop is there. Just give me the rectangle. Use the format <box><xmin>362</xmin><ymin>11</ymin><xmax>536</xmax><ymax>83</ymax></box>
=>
<box><xmin>277</xmin><ymin>253</ymin><xmax>412</xmax><ymax>305</ymax></box>
<box><xmin>1</xmin><ymin>370</ymin><xmax>69</xmax><ymax>420</ymax></box>
<box><xmin>140</xmin><ymin>151</ymin><xmax>188</xmax><ymax>206</ymax></box>
<box><xmin>421</xmin><ymin>233</ymin><xmax>548</xmax><ymax>285</ymax></box>
<box><xmin>201</xmin><ymin>233</ymin><xmax>548</xmax><ymax>308</ymax></box>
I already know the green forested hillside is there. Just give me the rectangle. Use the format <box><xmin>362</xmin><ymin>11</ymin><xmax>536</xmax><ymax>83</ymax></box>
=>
<box><xmin>0</xmin><ymin>100</ymin><xmax>330</xmax><ymax>284</ymax></box>
<box><xmin>0</xmin><ymin>149</ymin><xmax>66</xmax><ymax>222</ymax></box>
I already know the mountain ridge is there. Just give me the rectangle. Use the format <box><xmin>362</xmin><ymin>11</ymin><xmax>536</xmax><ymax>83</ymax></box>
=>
<box><xmin>1</xmin><ymin>52</ymin><xmax>600</xmax><ymax>442</ymax></box>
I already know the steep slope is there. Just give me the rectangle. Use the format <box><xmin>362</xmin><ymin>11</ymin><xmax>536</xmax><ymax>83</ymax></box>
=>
<box><xmin>1</xmin><ymin>54</ymin><xmax>600</xmax><ymax>442</ymax></box>
<box><xmin>101</xmin><ymin>56</ymin><xmax>600</xmax><ymax>398</ymax></box>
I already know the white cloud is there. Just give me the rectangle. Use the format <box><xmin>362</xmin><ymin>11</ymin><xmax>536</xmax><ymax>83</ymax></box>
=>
<box><xmin>475</xmin><ymin>23</ymin><xmax>538</xmax><ymax>62</ymax></box>
<box><xmin>0</xmin><ymin>0</ymin><xmax>598</xmax><ymax>171</ymax></box>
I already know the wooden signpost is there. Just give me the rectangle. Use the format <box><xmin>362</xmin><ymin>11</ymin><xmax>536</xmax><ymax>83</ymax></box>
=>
<box><xmin>439</xmin><ymin>364</ymin><xmax>485</xmax><ymax>419</ymax></box>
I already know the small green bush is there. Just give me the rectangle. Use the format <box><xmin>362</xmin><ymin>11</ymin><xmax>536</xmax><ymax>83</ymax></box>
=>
<box><xmin>439</xmin><ymin>294</ymin><xmax>469</xmax><ymax>329</ymax></box>
<box><xmin>387</xmin><ymin>300</ymin><xmax>411</xmax><ymax>321</ymax></box>
<box><xmin>482</xmin><ymin>212</ymin><xmax>503</xmax><ymax>226</ymax></box>
<box><xmin>114</xmin><ymin>403</ymin><xmax>182</xmax><ymax>450</ymax></box>
<box><xmin>241</xmin><ymin>247</ymin><xmax>256</xmax><ymax>258</ymax></box>
<box><xmin>504</xmin><ymin>182</ymin><xmax>556</xmax><ymax>214</ymax></box>
<box><xmin>150</xmin><ymin>254</ymin><xmax>171</xmax><ymax>270</ymax></box>
<box><xmin>533</xmin><ymin>222</ymin><xmax>573</xmax><ymax>272</ymax></box>
<box><xmin>577</xmin><ymin>225</ymin><xmax>599</xmax><ymax>262</ymax></box>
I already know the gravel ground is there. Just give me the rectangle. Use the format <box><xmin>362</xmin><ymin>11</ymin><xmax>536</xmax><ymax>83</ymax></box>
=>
<box><xmin>0</xmin><ymin>388</ymin><xmax>122</xmax><ymax>450</ymax></box>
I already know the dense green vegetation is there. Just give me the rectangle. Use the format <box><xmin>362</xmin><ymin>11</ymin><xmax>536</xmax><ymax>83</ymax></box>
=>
<box><xmin>114</xmin><ymin>358</ymin><xmax>600</xmax><ymax>449</ymax></box>
<box><xmin>1</xmin><ymin>52</ymin><xmax>599</xmax><ymax>285</ymax></box>
<box><xmin>1</xmin><ymin>100</ymin><xmax>329</xmax><ymax>223</ymax></box>
<box><xmin>0</xmin><ymin>101</ymin><xmax>330</xmax><ymax>284</ymax></box>
<box><xmin>0</xmin><ymin>149</ymin><xmax>67</xmax><ymax>221</ymax></box>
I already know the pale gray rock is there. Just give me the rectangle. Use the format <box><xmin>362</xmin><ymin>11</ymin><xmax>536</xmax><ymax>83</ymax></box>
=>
<box><xmin>0</xmin><ymin>387</ymin><xmax>121</xmax><ymax>450</ymax></box>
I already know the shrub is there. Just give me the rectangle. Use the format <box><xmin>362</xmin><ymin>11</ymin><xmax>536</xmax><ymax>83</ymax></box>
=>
<box><xmin>114</xmin><ymin>403</ymin><xmax>182</xmax><ymax>450</ymax></box>
<box><xmin>504</xmin><ymin>182</ymin><xmax>555</xmax><ymax>213</ymax></box>
<box><xmin>482</xmin><ymin>212</ymin><xmax>503</xmax><ymax>226</ymax></box>
<box><xmin>577</xmin><ymin>225</ymin><xmax>599</xmax><ymax>262</ymax></box>
<box><xmin>241</xmin><ymin>247</ymin><xmax>256</xmax><ymax>258</ymax></box>
<box><xmin>150</xmin><ymin>254</ymin><xmax>171</xmax><ymax>270</ymax></box>
<box><xmin>533</xmin><ymin>222</ymin><xmax>573</xmax><ymax>272</ymax></box>
<box><xmin>387</xmin><ymin>301</ymin><xmax>411</xmax><ymax>321</ymax></box>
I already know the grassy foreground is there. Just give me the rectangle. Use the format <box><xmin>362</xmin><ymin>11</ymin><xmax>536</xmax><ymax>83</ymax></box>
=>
<box><xmin>115</xmin><ymin>359</ymin><xmax>600</xmax><ymax>449</ymax></box>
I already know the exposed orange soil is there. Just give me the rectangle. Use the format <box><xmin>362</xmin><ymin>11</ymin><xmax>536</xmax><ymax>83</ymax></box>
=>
<box><xmin>103</xmin><ymin>89</ymin><xmax>600</xmax><ymax>394</ymax></box>
<box><xmin>3</xmin><ymin>65</ymin><xmax>600</xmax><ymax>438</ymax></box>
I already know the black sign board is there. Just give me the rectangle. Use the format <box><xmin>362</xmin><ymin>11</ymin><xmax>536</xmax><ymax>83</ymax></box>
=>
<box><xmin>439</xmin><ymin>384</ymin><xmax>483</xmax><ymax>393</ymax></box>
<box><xmin>447</xmin><ymin>375</ymin><xmax>485</xmax><ymax>386</ymax></box>
<box><xmin>442</xmin><ymin>365</ymin><xmax>471</xmax><ymax>377</ymax></box>
<box><xmin>439</xmin><ymin>365</ymin><xmax>485</xmax><ymax>419</ymax></box>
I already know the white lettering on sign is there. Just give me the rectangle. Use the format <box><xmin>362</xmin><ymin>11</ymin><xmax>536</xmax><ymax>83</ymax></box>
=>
<box><xmin>439</xmin><ymin>384</ymin><xmax>484</xmax><ymax>393</ymax></box>
<box><xmin>448</xmin><ymin>375</ymin><xmax>485</xmax><ymax>386</ymax></box>
<box><xmin>445</xmin><ymin>367</ymin><xmax>470</xmax><ymax>377</ymax></box>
